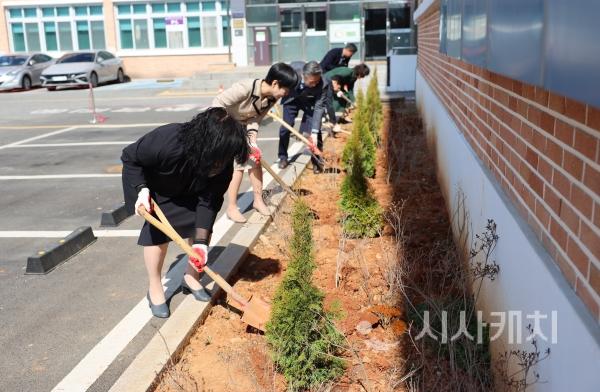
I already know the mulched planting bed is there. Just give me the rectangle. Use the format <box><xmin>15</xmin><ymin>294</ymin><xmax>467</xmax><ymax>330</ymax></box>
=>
<box><xmin>153</xmin><ymin>99</ymin><xmax>464</xmax><ymax>392</ymax></box>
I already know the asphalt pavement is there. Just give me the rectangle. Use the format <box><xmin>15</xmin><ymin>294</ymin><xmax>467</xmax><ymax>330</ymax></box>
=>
<box><xmin>0</xmin><ymin>80</ymin><xmax>297</xmax><ymax>392</ymax></box>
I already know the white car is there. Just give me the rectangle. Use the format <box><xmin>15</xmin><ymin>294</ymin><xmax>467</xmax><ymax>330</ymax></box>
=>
<box><xmin>41</xmin><ymin>50</ymin><xmax>125</xmax><ymax>91</ymax></box>
<box><xmin>0</xmin><ymin>53</ymin><xmax>55</xmax><ymax>91</ymax></box>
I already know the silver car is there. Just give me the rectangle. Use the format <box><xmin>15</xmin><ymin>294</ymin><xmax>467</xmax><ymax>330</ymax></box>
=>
<box><xmin>41</xmin><ymin>51</ymin><xmax>125</xmax><ymax>91</ymax></box>
<box><xmin>0</xmin><ymin>53</ymin><xmax>55</xmax><ymax>91</ymax></box>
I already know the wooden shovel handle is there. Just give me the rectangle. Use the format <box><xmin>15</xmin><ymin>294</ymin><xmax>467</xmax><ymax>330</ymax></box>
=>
<box><xmin>267</xmin><ymin>111</ymin><xmax>322</xmax><ymax>155</ymax></box>
<box><xmin>339</xmin><ymin>93</ymin><xmax>353</xmax><ymax>104</ymax></box>
<box><xmin>138</xmin><ymin>205</ymin><xmax>248</xmax><ymax>307</ymax></box>
<box><xmin>260</xmin><ymin>160</ymin><xmax>297</xmax><ymax>200</ymax></box>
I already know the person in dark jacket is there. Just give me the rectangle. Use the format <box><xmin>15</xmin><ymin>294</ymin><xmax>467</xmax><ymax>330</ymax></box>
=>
<box><xmin>325</xmin><ymin>63</ymin><xmax>370</xmax><ymax>112</ymax></box>
<box><xmin>121</xmin><ymin>107</ymin><xmax>249</xmax><ymax>318</ymax></box>
<box><xmin>319</xmin><ymin>43</ymin><xmax>357</xmax><ymax>73</ymax></box>
<box><xmin>278</xmin><ymin>61</ymin><xmax>332</xmax><ymax>173</ymax></box>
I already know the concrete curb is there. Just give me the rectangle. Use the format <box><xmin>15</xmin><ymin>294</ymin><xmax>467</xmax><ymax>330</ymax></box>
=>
<box><xmin>100</xmin><ymin>204</ymin><xmax>131</xmax><ymax>227</ymax></box>
<box><xmin>109</xmin><ymin>153</ymin><xmax>312</xmax><ymax>392</ymax></box>
<box><xmin>25</xmin><ymin>226</ymin><xmax>97</xmax><ymax>274</ymax></box>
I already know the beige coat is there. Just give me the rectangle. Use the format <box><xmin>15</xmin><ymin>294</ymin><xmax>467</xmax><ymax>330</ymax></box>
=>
<box><xmin>211</xmin><ymin>78</ymin><xmax>276</xmax><ymax>132</ymax></box>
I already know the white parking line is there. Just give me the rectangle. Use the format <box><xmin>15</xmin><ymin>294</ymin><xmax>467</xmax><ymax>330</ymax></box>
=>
<box><xmin>50</xmin><ymin>140</ymin><xmax>305</xmax><ymax>392</ymax></box>
<box><xmin>0</xmin><ymin>126</ymin><xmax>77</xmax><ymax>150</ymax></box>
<box><xmin>7</xmin><ymin>138</ymin><xmax>280</xmax><ymax>148</ymax></box>
<box><xmin>0</xmin><ymin>174</ymin><xmax>121</xmax><ymax>180</ymax></box>
<box><xmin>9</xmin><ymin>142</ymin><xmax>133</xmax><ymax>148</ymax></box>
<box><xmin>0</xmin><ymin>123</ymin><xmax>164</xmax><ymax>130</ymax></box>
<box><xmin>0</xmin><ymin>230</ymin><xmax>140</xmax><ymax>238</ymax></box>
<box><xmin>94</xmin><ymin>230</ymin><xmax>140</xmax><ymax>237</ymax></box>
<box><xmin>0</xmin><ymin>231</ymin><xmax>72</xmax><ymax>238</ymax></box>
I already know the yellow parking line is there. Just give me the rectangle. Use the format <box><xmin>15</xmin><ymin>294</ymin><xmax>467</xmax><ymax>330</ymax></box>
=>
<box><xmin>9</xmin><ymin>93</ymin><xmax>213</xmax><ymax>103</ymax></box>
<box><xmin>157</xmin><ymin>90</ymin><xmax>217</xmax><ymax>97</ymax></box>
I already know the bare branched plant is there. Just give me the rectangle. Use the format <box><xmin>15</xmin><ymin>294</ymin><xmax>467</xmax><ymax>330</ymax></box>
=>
<box><xmin>495</xmin><ymin>324</ymin><xmax>551</xmax><ymax>392</ymax></box>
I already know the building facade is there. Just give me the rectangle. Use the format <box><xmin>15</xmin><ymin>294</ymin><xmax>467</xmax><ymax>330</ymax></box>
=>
<box><xmin>244</xmin><ymin>0</ymin><xmax>416</xmax><ymax>65</ymax></box>
<box><xmin>414</xmin><ymin>0</ymin><xmax>599</xmax><ymax>389</ymax></box>
<box><xmin>0</xmin><ymin>0</ymin><xmax>417</xmax><ymax>77</ymax></box>
<box><xmin>0</xmin><ymin>0</ymin><xmax>235</xmax><ymax>77</ymax></box>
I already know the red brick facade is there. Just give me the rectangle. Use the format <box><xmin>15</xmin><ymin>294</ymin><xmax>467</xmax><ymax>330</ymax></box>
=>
<box><xmin>416</xmin><ymin>5</ymin><xmax>600</xmax><ymax>321</ymax></box>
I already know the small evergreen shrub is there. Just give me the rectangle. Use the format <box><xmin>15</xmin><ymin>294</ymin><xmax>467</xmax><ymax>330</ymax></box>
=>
<box><xmin>341</xmin><ymin>89</ymin><xmax>377</xmax><ymax>178</ymax></box>
<box><xmin>266</xmin><ymin>200</ymin><xmax>346</xmax><ymax>390</ymax></box>
<box><xmin>366</xmin><ymin>70</ymin><xmax>384</xmax><ymax>146</ymax></box>
<box><xmin>339</xmin><ymin>143</ymin><xmax>384</xmax><ymax>238</ymax></box>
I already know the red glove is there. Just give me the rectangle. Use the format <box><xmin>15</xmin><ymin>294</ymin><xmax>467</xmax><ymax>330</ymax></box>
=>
<box><xmin>189</xmin><ymin>244</ymin><xmax>208</xmax><ymax>272</ymax></box>
<box><xmin>307</xmin><ymin>134</ymin><xmax>322</xmax><ymax>155</ymax></box>
<box><xmin>249</xmin><ymin>143</ymin><xmax>261</xmax><ymax>164</ymax></box>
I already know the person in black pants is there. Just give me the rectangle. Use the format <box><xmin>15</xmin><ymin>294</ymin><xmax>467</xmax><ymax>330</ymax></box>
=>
<box><xmin>121</xmin><ymin>108</ymin><xmax>249</xmax><ymax>318</ymax></box>
<box><xmin>278</xmin><ymin>61</ymin><xmax>332</xmax><ymax>173</ymax></box>
<box><xmin>319</xmin><ymin>43</ymin><xmax>358</xmax><ymax>73</ymax></box>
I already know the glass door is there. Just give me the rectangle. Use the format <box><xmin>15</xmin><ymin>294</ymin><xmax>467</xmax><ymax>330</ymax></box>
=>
<box><xmin>280</xmin><ymin>8</ymin><xmax>302</xmax><ymax>62</ymax></box>
<box><xmin>388</xmin><ymin>2</ymin><xmax>414</xmax><ymax>53</ymax></box>
<box><xmin>304</xmin><ymin>7</ymin><xmax>328</xmax><ymax>61</ymax></box>
<box><xmin>364</xmin><ymin>6</ymin><xmax>387</xmax><ymax>59</ymax></box>
<box><xmin>279</xmin><ymin>5</ymin><xmax>329</xmax><ymax>62</ymax></box>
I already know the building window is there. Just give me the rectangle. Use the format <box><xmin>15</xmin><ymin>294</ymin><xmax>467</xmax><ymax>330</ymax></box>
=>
<box><xmin>6</xmin><ymin>5</ymin><xmax>105</xmax><ymax>52</ymax></box>
<box><xmin>153</xmin><ymin>19</ymin><xmax>168</xmax><ymax>48</ymax></box>
<box><xmin>58</xmin><ymin>22</ymin><xmax>74</xmax><ymax>51</ymax></box>
<box><xmin>44</xmin><ymin>22</ymin><xmax>58</xmax><ymax>50</ymax></box>
<box><xmin>119</xmin><ymin>20</ymin><xmax>134</xmax><ymax>49</ymax></box>
<box><xmin>116</xmin><ymin>1</ymin><xmax>230</xmax><ymax>50</ymax></box>
<box><xmin>11</xmin><ymin>24</ymin><xmax>26</xmax><ymax>51</ymax></box>
<box><xmin>187</xmin><ymin>17</ymin><xmax>201</xmax><ymax>47</ymax></box>
<box><xmin>25</xmin><ymin>23</ymin><xmax>41</xmax><ymax>51</ymax></box>
<box><xmin>222</xmin><ymin>16</ymin><xmax>230</xmax><ymax>46</ymax></box>
<box><xmin>134</xmin><ymin>20</ymin><xmax>150</xmax><ymax>48</ymax></box>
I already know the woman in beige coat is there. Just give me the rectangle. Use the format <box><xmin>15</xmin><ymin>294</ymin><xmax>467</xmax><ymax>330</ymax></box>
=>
<box><xmin>212</xmin><ymin>63</ymin><xmax>299</xmax><ymax>223</ymax></box>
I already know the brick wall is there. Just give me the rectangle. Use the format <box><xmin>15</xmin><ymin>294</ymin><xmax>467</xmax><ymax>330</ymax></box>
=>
<box><xmin>416</xmin><ymin>5</ymin><xmax>600</xmax><ymax>321</ymax></box>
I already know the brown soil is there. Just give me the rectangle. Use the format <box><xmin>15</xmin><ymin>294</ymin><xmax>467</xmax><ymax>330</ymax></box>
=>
<box><xmin>153</xmin><ymin>100</ymin><xmax>458</xmax><ymax>392</ymax></box>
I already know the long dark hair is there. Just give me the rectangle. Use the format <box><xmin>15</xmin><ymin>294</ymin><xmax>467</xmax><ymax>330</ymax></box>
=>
<box><xmin>178</xmin><ymin>107</ymin><xmax>249</xmax><ymax>175</ymax></box>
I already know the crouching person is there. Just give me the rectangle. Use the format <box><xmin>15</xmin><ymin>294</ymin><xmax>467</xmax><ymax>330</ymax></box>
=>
<box><xmin>121</xmin><ymin>107</ymin><xmax>249</xmax><ymax>318</ymax></box>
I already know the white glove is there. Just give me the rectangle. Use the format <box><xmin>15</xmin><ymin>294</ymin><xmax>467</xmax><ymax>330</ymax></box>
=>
<box><xmin>189</xmin><ymin>243</ymin><xmax>208</xmax><ymax>272</ymax></box>
<box><xmin>333</xmin><ymin>124</ymin><xmax>342</xmax><ymax>133</ymax></box>
<box><xmin>248</xmin><ymin>141</ymin><xmax>262</xmax><ymax>164</ymax></box>
<box><xmin>134</xmin><ymin>187</ymin><xmax>152</xmax><ymax>216</ymax></box>
<box><xmin>336</xmin><ymin>91</ymin><xmax>344</xmax><ymax>98</ymax></box>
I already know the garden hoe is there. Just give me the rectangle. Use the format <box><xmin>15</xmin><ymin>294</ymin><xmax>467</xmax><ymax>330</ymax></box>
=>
<box><xmin>138</xmin><ymin>201</ymin><xmax>271</xmax><ymax>332</ymax></box>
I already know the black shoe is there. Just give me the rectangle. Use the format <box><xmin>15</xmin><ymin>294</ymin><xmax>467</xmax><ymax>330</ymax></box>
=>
<box><xmin>278</xmin><ymin>159</ymin><xmax>288</xmax><ymax>169</ymax></box>
<box><xmin>313</xmin><ymin>165</ymin><xmax>324</xmax><ymax>174</ymax></box>
<box><xmin>147</xmin><ymin>292</ymin><xmax>170</xmax><ymax>318</ymax></box>
<box><xmin>181</xmin><ymin>279</ymin><xmax>211</xmax><ymax>302</ymax></box>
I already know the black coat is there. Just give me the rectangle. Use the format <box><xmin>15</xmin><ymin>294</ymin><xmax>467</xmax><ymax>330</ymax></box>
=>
<box><xmin>280</xmin><ymin>78</ymin><xmax>331</xmax><ymax>131</ymax></box>
<box><xmin>121</xmin><ymin>123</ymin><xmax>232</xmax><ymax>233</ymax></box>
<box><xmin>319</xmin><ymin>47</ymin><xmax>350</xmax><ymax>73</ymax></box>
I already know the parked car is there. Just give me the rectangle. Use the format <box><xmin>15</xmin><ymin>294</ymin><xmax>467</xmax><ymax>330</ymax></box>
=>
<box><xmin>41</xmin><ymin>51</ymin><xmax>125</xmax><ymax>91</ymax></box>
<box><xmin>0</xmin><ymin>53</ymin><xmax>55</xmax><ymax>91</ymax></box>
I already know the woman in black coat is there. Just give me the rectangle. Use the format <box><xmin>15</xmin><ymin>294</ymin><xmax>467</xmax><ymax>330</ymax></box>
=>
<box><xmin>121</xmin><ymin>107</ymin><xmax>249</xmax><ymax>318</ymax></box>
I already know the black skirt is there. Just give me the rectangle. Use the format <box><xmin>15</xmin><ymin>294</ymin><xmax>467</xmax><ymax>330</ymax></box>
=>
<box><xmin>137</xmin><ymin>192</ymin><xmax>198</xmax><ymax>246</ymax></box>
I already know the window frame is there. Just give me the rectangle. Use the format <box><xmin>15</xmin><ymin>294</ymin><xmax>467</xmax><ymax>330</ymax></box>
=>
<box><xmin>6</xmin><ymin>5</ymin><xmax>105</xmax><ymax>53</ymax></box>
<box><xmin>114</xmin><ymin>1</ymin><xmax>231</xmax><ymax>55</ymax></box>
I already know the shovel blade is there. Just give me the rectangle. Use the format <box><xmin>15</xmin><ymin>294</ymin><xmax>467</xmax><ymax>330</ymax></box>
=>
<box><xmin>240</xmin><ymin>295</ymin><xmax>271</xmax><ymax>332</ymax></box>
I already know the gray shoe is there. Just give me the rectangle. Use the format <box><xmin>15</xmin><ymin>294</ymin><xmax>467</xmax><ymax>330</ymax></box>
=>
<box><xmin>146</xmin><ymin>292</ymin><xmax>170</xmax><ymax>318</ymax></box>
<box><xmin>181</xmin><ymin>279</ymin><xmax>211</xmax><ymax>302</ymax></box>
